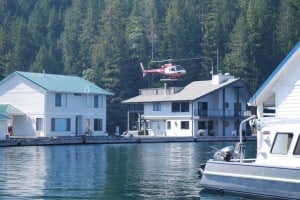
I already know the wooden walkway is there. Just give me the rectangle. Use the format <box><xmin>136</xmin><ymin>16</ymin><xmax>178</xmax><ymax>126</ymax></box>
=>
<box><xmin>0</xmin><ymin>136</ymin><xmax>256</xmax><ymax>147</ymax></box>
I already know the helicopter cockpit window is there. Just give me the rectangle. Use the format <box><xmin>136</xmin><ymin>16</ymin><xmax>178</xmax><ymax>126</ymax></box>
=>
<box><xmin>171</xmin><ymin>66</ymin><xmax>176</xmax><ymax>71</ymax></box>
<box><xmin>176</xmin><ymin>65</ymin><xmax>184</xmax><ymax>71</ymax></box>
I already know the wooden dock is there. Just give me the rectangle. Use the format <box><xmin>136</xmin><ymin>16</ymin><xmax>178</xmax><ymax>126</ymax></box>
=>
<box><xmin>0</xmin><ymin>136</ymin><xmax>256</xmax><ymax>147</ymax></box>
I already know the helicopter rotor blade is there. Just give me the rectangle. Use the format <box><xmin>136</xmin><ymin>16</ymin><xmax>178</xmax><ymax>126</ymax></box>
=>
<box><xmin>150</xmin><ymin>59</ymin><xmax>171</xmax><ymax>63</ymax></box>
<box><xmin>150</xmin><ymin>57</ymin><xmax>200</xmax><ymax>63</ymax></box>
<box><xmin>174</xmin><ymin>57</ymin><xmax>201</xmax><ymax>61</ymax></box>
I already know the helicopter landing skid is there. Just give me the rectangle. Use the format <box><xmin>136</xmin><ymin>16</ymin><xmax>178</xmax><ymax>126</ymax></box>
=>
<box><xmin>160</xmin><ymin>78</ymin><xmax>180</xmax><ymax>81</ymax></box>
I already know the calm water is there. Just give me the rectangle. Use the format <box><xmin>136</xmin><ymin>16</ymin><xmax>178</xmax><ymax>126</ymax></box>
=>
<box><xmin>0</xmin><ymin>141</ymin><xmax>256</xmax><ymax>200</ymax></box>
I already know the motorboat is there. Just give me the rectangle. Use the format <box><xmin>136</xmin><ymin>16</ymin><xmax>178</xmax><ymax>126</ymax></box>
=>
<box><xmin>199</xmin><ymin>116</ymin><xmax>300</xmax><ymax>200</ymax></box>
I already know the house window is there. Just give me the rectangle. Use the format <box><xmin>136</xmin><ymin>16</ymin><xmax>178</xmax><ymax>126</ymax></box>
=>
<box><xmin>36</xmin><ymin>118</ymin><xmax>43</xmax><ymax>131</ymax></box>
<box><xmin>94</xmin><ymin>95</ymin><xmax>99</xmax><ymax>108</ymax></box>
<box><xmin>198</xmin><ymin>121</ymin><xmax>206</xmax><ymax>129</ymax></box>
<box><xmin>167</xmin><ymin>121</ymin><xmax>171</xmax><ymax>129</ymax></box>
<box><xmin>99</xmin><ymin>95</ymin><xmax>103</xmax><ymax>108</ymax></box>
<box><xmin>181</xmin><ymin>102</ymin><xmax>189</xmax><ymax>112</ymax></box>
<box><xmin>181</xmin><ymin>121</ymin><xmax>189</xmax><ymax>129</ymax></box>
<box><xmin>234</xmin><ymin>103</ymin><xmax>242</xmax><ymax>116</ymax></box>
<box><xmin>86</xmin><ymin>95</ymin><xmax>92</xmax><ymax>107</ymax></box>
<box><xmin>153</xmin><ymin>102</ymin><xmax>161</xmax><ymax>111</ymax></box>
<box><xmin>198</xmin><ymin>102</ymin><xmax>208</xmax><ymax>116</ymax></box>
<box><xmin>55</xmin><ymin>93</ymin><xmax>67</xmax><ymax>107</ymax></box>
<box><xmin>94</xmin><ymin>118</ymin><xmax>103</xmax><ymax>131</ymax></box>
<box><xmin>172</xmin><ymin>102</ymin><xmax>180</xmax><ymax>112</ymax></box>
<box><xmin>172</xmin><ymin>102</ymin><xmax>189</xmax><ymax>112</ymax></box>
<box><xmin>294</xmin><ymin>135</ymin><xmax>300</xmax><ymax>155</ymax></box>
<box><xmin>51</xmin><ymin>118</ymin><xmax>71</xmax><ymax>131</ymax></box>
<box><xmin>271</xmin><ymin>132</ymin><xmax>293</xmax><ymax>155</ymax></box>
<box><xmin>94</xmin><ymin>95</ymin><xmax>103</xmax><ymax>108</ymax></box>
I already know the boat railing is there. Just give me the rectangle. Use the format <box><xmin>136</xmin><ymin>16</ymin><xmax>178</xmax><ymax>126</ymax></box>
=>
<box><xmin>239</xmin><ymin>115</ymin><xmax>256</xmax><ymax>162</ymax></box>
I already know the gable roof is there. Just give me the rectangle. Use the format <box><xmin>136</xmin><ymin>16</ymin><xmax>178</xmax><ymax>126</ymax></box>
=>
<box><xmin>2</xmin><ymin>71</ymin><xmax>114</xmax><ymax>95</ymax></box>
<box><xmin>0</xmin><ymin>104</ymin><xmax>24</xmax><ymax>116</ymax></box>
<box><xmin>122</xmin><ymin>78</ymin><xmax>241</xmax><ymax>103</ymax></box>
<box><xmin>248</xmin><ymin>41</ymin><xmax>300</xmax><ymax>105</ymax></box>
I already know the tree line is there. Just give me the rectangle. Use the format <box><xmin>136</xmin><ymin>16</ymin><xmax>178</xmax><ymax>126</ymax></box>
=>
<box><xmin>0</xmin><ymin>0</ymin><xmax>300</xmax><ymax>133</ymax></box>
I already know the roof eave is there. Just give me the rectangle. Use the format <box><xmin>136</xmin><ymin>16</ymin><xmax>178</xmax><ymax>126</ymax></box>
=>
<box><xmin>248</xmin><ymin>41</ymin><xmax>300</xmax><ymax>105</ymax></box>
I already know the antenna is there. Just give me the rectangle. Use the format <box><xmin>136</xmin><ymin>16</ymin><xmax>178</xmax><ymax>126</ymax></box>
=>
<box><xmin>210</xmin><ymin>59</ymin><xmax>214</xmax><ymax>75</ymax></box>
<box><xmin>217</xmin><ymin>48</ymin><xmax>219</xmax><ymax>74</ymax></box>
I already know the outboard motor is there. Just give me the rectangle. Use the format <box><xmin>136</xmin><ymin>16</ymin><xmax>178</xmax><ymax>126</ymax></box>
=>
<box><xmin>213</xmin><ymin>146</ymin><xmax>234</xmax><ymax>161</ymax></box>
<box><xmin>213</xmin><ymin>142</ymin><xmax>242</xmax><ymax>161</ymax></box>
<box><xmin>198</xmin><ymin>163</ymin><xmax>206</xmax><ymax>177</ymax></box>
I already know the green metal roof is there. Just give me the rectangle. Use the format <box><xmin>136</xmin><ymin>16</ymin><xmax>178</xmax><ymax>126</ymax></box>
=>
<box><xmin>0</xmin><ymin>104</ymin><xmax>24</xmax><ymax>116</ymax></box>
<box><xmin>0</xmin><ymin>114</ymin><xmax>8</xmax><ymax>120</ymax></box>
<box><xmin>15</xmin><ymin>71</ymin><xmax>114</xmax><ymax>95</ymax></box>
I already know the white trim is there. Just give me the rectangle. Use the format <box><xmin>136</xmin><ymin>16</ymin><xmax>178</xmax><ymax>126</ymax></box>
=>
<box><xmin>204</xmin><ymin>171</ymin><xmax>300</xmax><ymax>184</ymax></box>
<box><xmin>143</xmin><ymin>116</ymin><xmax>192</xmax><ymax>120</ymax></box>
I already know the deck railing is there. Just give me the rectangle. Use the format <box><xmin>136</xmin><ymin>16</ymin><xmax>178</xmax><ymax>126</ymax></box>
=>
<box><xmin>195</xmin><ymin>109</ymin><xmax>250</xmax><ymax>118</ymax></box>
<box><xmin>139</xmin><ymin>87</ymin><xmax>182</xmax><ymax>95</ymax></box>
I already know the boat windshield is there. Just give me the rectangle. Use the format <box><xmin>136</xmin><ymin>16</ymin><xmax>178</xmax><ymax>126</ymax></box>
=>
<box><xmin>293</xmin><ymin>135</ymin><xmax>300</xmax><ymax>155</ymax></box>
<box><xmin>271</xmin><ymin>132</ymin><xmax>293</xmax><ymax>155</ymax></box>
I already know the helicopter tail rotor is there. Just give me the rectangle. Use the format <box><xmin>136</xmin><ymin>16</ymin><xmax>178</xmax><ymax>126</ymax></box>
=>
<box><xmin>140</xmin><ymin>63</ymin><xmax>146</xmax><ymax>77</ymax></box>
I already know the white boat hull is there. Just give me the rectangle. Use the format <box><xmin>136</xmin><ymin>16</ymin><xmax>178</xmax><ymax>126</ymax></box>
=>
<box><xmin>200</xmin><ymin>160</ymin><xmax>300</xmax><ymax>199</ymax></box>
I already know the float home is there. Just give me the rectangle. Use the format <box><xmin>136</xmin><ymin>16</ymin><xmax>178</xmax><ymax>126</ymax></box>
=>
<box><xmin>122</xmin><ymin>73</ymin><xmax>250</xmax><ymax>137</ymax></box>
<box><xmin>0</xmin><ymin>71</ymin><xmax>113</xmax><ymax>139</ymax></box>
<box><xmin>248</xmin><ymin>41</ymin><xmax>300</xmax><ymax>118</ymax></box>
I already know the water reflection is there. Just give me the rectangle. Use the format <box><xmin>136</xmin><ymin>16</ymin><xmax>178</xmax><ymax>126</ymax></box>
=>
<box><xmin>0</xmin><ymin>141</ymin><xmax>256</xmax><ymax>199</ymax></box>
<box><xmin>0</xmin><ymin>146</ymin><xmax>46</xmax><ymax>199</ymax></box>
<box><xmin>43</xmin><ymin>145</ymin><xmax>107</xmax><ymax>199</ymax></box>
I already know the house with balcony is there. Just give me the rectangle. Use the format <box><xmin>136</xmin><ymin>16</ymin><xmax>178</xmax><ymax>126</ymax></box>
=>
<box><xmin>0</xmin><ymin>71</ymin><xmax>113</xmax><ymax>139</ymax></box>
<box><xmin>122</xmin><ymin>73</ymin><xmax>250</xmax><ymax>137</ymax></box>
<box><xmin>248</xmin><ymin>41</ymin><xmax>300</xmax><ymax>118</ymax></box>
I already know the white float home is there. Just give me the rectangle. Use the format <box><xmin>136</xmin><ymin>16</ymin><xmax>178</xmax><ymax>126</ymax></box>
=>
<box><xmin>122</xmin><ymin>73</ymin><xmax>250</xmax><ymax>137</ymax></box>
<box><xmin>0</xmin><ymin>71</ymin><xmax>113</xmax><ymax>139</ymax></box>
<box><xmin>248</xmin><ymin>41</ymin><xmax>300</xmax><ymax>118</ymax></box>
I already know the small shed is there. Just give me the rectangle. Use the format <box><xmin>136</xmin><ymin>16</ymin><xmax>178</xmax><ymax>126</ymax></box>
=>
<box><xmin>0</xmin><ymin>114</ymin><xmax>9</xmax><ymax>139</ymax></box>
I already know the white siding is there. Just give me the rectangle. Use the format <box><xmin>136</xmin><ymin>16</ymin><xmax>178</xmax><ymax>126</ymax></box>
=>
<box><xmin>13</xmin><ymin>115</ymin><xmax>36</xmax><ymax>136</ymax></box>
<box><xmin>0</xmin><ymin>76</ymin><xmax>45</xmax><ymax>114</ymax></box>
<box><xmin>0</xmin><ymin>75</ymin><xmax>45</xmax><ymax>136</ymax></box>
<box><xmin>144</xmin><ymin>102</ymin><xmax>192</xmax><ymax>117</ymax></box>
<box><xmin>0</xmin><ymin>120</ymin><xmax>7</xmax><ymax>139</ymax></box>
<box><xmin>256</xmin><ymin>56</ymin><xmax>300</xmax><ymax>118</ymax></box>
<box><xmin>277</xmin><ymin>83</ymin><xmax>300</xmax><ymax>118</ymax></box>
<box><xmin>45</xmin><ymin>93</ymin><xmax>107</xmax><ymax>136</ymax></box>
<box><xmin>141</xmin><ymin>82</ymin><xmax>249</xmax><ymax>137</ymax></box>
<box><xmin>0</xmin><ymin>73</ymin><xmax>109</xmax><ymax>137</ymax></box>
<box><xmin>165</xmin><ymin>120</ymin><xmax>193</xmax><ymax>137</ymax></box>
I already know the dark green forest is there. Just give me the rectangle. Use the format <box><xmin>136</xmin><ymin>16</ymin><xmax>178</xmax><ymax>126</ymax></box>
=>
<box><xmin>1</xmin><ymin>0</ymin><xmax>300</xmax><ymax>133</ymax></box>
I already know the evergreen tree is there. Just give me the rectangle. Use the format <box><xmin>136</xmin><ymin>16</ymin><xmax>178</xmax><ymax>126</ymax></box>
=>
<box><xmin>5</xmin><ymin>17</ymin><xmax>35</xmax><ymax>73</ymax></box>
<box><xmin>60</xmin><ymin>0</ymin><xmax>84</xmax><ymax>75</ymax></box>
<box><xmin>30</xmin><ymin>45</ymin><xmax>59</xmax><ymax>74</ymax></box>
<box><xmin>95</xmin><ymin>0</ymin><xmax>130</xmax><ymax>133</ymax></box>
<box><xmin>224</xmin><ymin>0</ymin><xmax>277</xmax><ymax>94</ymax></box>
<box><xmin>275</xmin><ymin>0</ymin><xmax>300</xmax><ymax>61</ymax></box>
<box><xmin>2</xmin><ymin>0</ymin><xmax>300</xmax><ymax>133</ymax></box>
<box><xmin>0</xmin><ymin>26</ymin><xmax>6</xmax><ymax>67</ymax></box>
<box><xmin>46</xmin><ymin>7</ymin><xmax>64</xmax><ymax>74</ymax></box>
<box><xmin>123</xmin><ymin>0</ymin><xmax>149</xmax><ymax>96</ymax></box>
<box><xmin>27</xmin><ymin>1</ymin><xmax>50</xmax><ymax>48</ymax></box>
<box><xmin>202</xmin><ymin>0</ymin><xmax>239</xmax><ymax>79</ymax></box>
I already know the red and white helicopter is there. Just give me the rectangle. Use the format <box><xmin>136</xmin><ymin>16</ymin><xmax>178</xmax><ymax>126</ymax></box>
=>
<box><xmin>140</xmin><ymin>58</ymin><xmax>199</xmax><ymax>80</ymax></box>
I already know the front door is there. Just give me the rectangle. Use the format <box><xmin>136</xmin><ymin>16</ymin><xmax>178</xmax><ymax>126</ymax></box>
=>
<box><xmin>76</xmin><ymin>116</ymin><xmax>82</xmax><ymax>135</ymax></box>
<box><xmin>208</xmin><ymin>121</ymin><xmax>214</xmax><ymax>136</ymax></box>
